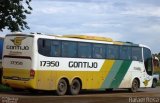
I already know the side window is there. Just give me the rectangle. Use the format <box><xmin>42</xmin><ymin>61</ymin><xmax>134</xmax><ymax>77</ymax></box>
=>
<box><xmin>107</xmin><ymin>45</ymin><xmax>119</xmax><ymax>59</ymax></box>
<box><xmin>93</xmin><ymin>44</ymin><xmax>105</xmax><ymax>59</ymax></box>
<box><xmin>78</xmin><ymin>43</ymin><xmax>92</xmax><ymax>58</ymax></box>
<box><xmin>120</xmin><ymin>46</ymin><xmax>131</xmax><ymax>60</ymax></box>
<box><xmin>38</xmin><ymin>39</ymin><xmax>51</xmax><ymax>56</ymax></box>
<box><xmin>62</xmin><ymin>41</ymin><xmax>77</xmax><ymax>58</ymax></box>
<box><xmin>51</xmin><ymin>41</ymin><xmax>61</xmax><ymax>57</ymax></box>
<box><xmin>132</xmin><ymin>47</ymin><xmax>142</xmax><ymax>61</ymax></box>
<box><xmin>143</xmin><ymin>48</ymin><xmax>153</xmax><ymax>76</ymax></box>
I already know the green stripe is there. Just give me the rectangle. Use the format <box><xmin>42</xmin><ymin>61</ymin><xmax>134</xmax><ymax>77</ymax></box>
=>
<box><xmin>101</xmin><ymin>60</ymin><xmax>123</xmax><ymax>88</ymax></box>
<box><xmin>109</xmin><ymin>60</ymin><xmax>132</xmax><ymax>88</ymax></box>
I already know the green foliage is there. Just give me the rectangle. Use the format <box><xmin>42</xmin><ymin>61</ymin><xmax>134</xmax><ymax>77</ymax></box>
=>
<box><xmin>154</xmin><ymin>53</ymin><xmax>160</xmax><ymax>60</ymax></box>
<box><xmin>0</xmin><ymin>84</ymin><xmax>12</xmax><ymax>92</ymax></box>
<box><xmin>157</xmin><ymin>81</ymin><xmax>160</xmax><ymax>86</ymax></box>
<box><xmin>154</xmin><ymin>67</ymin><xmax>160</xmax><ymax>74</ymax></box>
<box><xmin>0</xmin><ymin>0</ymin><xmax>32</xmax><ymax>32</ymax></box>
<box><xmin>154</xmin><ymin>67</ymin><xmax>160</xmax><ymax>86</ymax></box>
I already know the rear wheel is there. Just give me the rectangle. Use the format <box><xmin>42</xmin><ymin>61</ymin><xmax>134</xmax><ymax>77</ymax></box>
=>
<box><xmin>129</xmin><ymin>79</ymin><xmax>139</xmax><ymax>93</ymax></box>
<box><xmin>69</xmin><ymin>79</ymin><xmax>81</xmax><ymax>95</ymax></box>
<box><xmin>56</xmin><ymin>79</ymin><xmax>68</xmax><ymax>96</ymax></box>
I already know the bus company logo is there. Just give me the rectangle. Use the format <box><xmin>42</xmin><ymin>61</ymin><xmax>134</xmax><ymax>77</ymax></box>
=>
<box><xmin>7</xmin><ymin>37</ymin><xmax>29</xmax><ymax>50</ymax></box>
<box><xmin>143</xmin><ymin>79</ymin><xmax>150</xmax><ymax>86</ymax></box>
<box><xmin>11</xmin><ymin>37</ymin><xmax>26</xmax><ymax>46</ymax></box>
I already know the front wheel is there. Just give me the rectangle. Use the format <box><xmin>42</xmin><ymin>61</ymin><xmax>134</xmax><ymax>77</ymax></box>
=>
<box><xmin>56</xmin><ymin>79</ymin><xmax>68</xmax><ymax>96</ymax></box>
<box><xmin>129</xmin><ymin>79</ymin><xmax>139</xmax><ymax>93</ymax></box>
<box><xmin>69</xmin><ymin>79</ymin><xmax>81</xmax><ymax>95</ymax></box>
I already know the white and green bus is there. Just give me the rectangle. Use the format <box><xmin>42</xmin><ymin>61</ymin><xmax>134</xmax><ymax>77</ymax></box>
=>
<box><xmin>2</xmin><ymin>33</ymin><xmax>153</xmax><ymax>95</ymax></box>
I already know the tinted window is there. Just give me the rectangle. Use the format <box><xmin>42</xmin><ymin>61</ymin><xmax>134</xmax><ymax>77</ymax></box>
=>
<box><xmin>120</xmin><ymin>46</ymin><xmax>131</xmax><ymax>60</ymax></box>
<box><xmin>132</xmin><ymin>47</ymin><xmax>142</xmax><ymax>61</ymax></box>
<box><xmin>93</xmin><ymin>44</ymin><xmax>105</xmax><ymax>59</ymax></box>
<box><xmin>107</xmin><ymin>45</ymin><xmax>119</xmax><ymax>59</ymax></box>
<box><xmin>78</xmin><ymin>43</ymin><xmax>92</xmax><ymax>58</ymax></box>
<box><xmin>51</xmin><ymin>41</ymin><xmax>61</xmax><ymax>57</ymax></box>
<box><xmin>38</xmin><ymin>39</ymin><xmax>51</xmax><ymax>56</ymax></box>
<box><xmin>62</xmin><ymin>41</ymin><xmax>77</xmax><ymax>57</ymax></box>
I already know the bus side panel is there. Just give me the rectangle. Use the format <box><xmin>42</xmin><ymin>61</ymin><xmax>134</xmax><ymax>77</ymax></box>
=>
<box><xmin>119</xmin><ymin>61</ymin><xmax>153</xmax><ymax>88</ymax></box>
<box><xmin>101</xmin><ymin>60</ymin><xmax>132</xmax><ymax>89</ymax></box>
<box><xmin>35</xmin><ymin>59</ymin><xmax>115</xmax><ymax>90</ymax></box>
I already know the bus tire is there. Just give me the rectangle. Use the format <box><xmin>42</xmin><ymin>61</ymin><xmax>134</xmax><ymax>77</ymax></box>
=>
<box><xmin>56</xmin><ymin>79</ymin><xmax>68</xmax><ymax>96</ymax></box>
<box><xmin>69</xmin><ymin>79</ymin><xmax>81</xmax><ymax>95</ymax></box>
<box><xmin>152</xmin><ymin>79</ymin><xmax>157</xmax><ymax>88</ymax></box>
<box><xmin>129</xmin><ymin>79</ymin><xmax>139</xmax><ymax>93</ymax></box>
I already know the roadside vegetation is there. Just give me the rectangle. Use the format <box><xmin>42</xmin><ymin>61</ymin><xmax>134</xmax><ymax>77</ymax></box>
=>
<box><xmin>157</xmin><ymin>81</ymin><xmax>160</xmax><ymax>86</ymax></box>
<box><xmin>0</xmin><ymin>84</ymin><xmax>12</xmax><ymax>92</ymax></box>
<box><xmin>154</xmin><ymin>67</ymin><xmax>160</xmax><ymax>86</ymax></box>
<box><xmin>154</xmin><ymin>67</ymin><xmax>160</xmax><ymax>74</ymax></box>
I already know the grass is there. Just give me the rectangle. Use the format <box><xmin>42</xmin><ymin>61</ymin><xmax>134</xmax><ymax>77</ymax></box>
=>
<box><xmin>154</xmin><ymin>67</ymin><xmax>160</xmax><ymax>74</ymax></box>
<box><xmin>0</xmin><ymin>84</ymin><xmax>12</xmax><ymax>92</ymax></box>
<box><xmin>157</xmin><ymin>81</ymin><xmax>160</xmax><ymax>86</ymax></box>
<box><xmin>154</xmin><ymin>67</ymin><xmax>160</xmax><ymax>86</ymax></box>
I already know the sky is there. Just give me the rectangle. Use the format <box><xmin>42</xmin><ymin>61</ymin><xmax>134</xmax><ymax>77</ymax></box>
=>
<box><xmin>2</xmin><ymin>0</ymin><xmax>160</xmax><ymax>53</ymax></box>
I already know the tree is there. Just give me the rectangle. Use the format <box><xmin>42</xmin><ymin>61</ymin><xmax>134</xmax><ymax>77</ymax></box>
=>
<box><xmin>0</xmin><ymin>0</ymin><xmax>32</xmax><ymax>32</ymax></box>
<box><xmin>157</xmin><ymin>53</ymin><xmax>160</xmax><ymax>60</ymax></box>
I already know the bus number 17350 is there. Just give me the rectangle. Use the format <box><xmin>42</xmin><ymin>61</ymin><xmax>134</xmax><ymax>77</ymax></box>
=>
<box><xmin>40</xmin><ymin>61</ymin><xmax>59</xmax><ymax>67</ymax></box>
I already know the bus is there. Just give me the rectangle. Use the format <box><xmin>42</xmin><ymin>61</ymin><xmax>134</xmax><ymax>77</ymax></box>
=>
<box><xmin>0</xmin><ymin>36</ymin><xmax>4</xmax><ymax>84</ymax></box>
<box><xmin>2</xmin><ymin>33</ymin><xmax>153</xmax><ymax>95</ymax></box>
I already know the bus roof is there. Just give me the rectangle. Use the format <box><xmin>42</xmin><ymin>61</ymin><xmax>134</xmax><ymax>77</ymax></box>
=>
<box><xmin>62</xmin><ymin>35</ymin><xmax>113</xmax><ymax>42</ymax></box>
<box><xmin>6</xmin><ymin>33</ymin><xmax>150</xmax><ymax>48</ymax></box>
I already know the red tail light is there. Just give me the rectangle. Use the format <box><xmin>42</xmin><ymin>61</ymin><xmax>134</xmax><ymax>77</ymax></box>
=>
<box><xmin>30</xmin><ymin>69</ymin><xmax>35</xmax><ymax>78</ymax></box>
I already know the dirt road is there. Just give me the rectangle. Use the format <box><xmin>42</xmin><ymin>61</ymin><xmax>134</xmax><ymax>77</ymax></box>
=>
<box><xmin>0</xmin><ymin>87</ymin><xmax>160</xmax><ymax>103</ymax></box>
